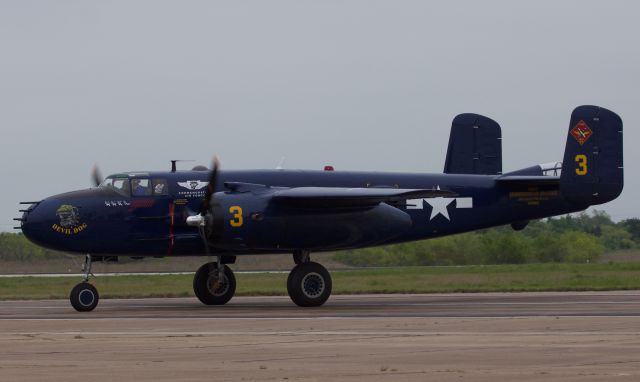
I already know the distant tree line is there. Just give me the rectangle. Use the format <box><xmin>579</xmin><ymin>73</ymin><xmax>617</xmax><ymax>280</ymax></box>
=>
<box><xmin>2</xmin><ymin>211</ymin><xmax>639</xmax><ymax>265</ymax></box>
<box><xmin>334</xmin><ymin>211</ymin><xmax>640</xmax><ymax>266</ymax></box>
<box><xmin>0</xmin><ymin>232</ymin><xmax>67</xmax><ymax>261</ymax></box>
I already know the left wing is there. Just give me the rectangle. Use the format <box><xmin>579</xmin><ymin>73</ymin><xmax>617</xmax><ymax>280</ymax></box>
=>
<box><xmin>270</xmin><ymin>187</ymin><xmax>456</xmax><ymax>209</ymax></box>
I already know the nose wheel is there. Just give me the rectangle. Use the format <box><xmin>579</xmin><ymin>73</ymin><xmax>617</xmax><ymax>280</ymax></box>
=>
<box><xmin>70</xmin><ymin>282</ymin><xmax>99</xmax><ymax>312</ymax></box>
<box><xmin>70</xmin><ymin>254</ymin><xmax>99</xmax><ymax>312</ymax></box>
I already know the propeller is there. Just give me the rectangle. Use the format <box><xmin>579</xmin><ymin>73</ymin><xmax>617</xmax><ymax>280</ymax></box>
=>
<box><xmin>194</xmin><ymin>157</ymin><xmax>223</xmax><ymax>284</ymax></box>
<box><xmin>186</xmin><ymin>156</ymin><xmax>221</xmax><ymax>253</ymax></box>
<box><xmin>186</xmin><ymin>156</ymin><xmax>220</xmax><ymax>228</ymax></box>
<box><xmin>91</xmin><ymin>164</ymin><xmax>103</xmax><ymax>187</ymax></box>
<box><xmin>199</xmin><ymin>156</ymin><xmax>220</xmax><ymax>216</ymax></box>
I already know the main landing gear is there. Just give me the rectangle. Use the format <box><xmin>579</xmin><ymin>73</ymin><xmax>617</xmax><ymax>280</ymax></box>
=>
<box><xmin>192</xmin><ymin>251</ymin><xmax>332</xmax><ymax>307</ymax></box>
<box><xmin>287</xmin><ymin>250</ymin><xmax>332</xmax><ymax>307</ymax></box>
<box><xmin>287</xmin><ymin>261</ymin><xmax>332</xmax><ymax>307</ymax></box>
<box><xmin>70</xmin><ymin>254</ymin><xmax>99</xmax><ymax>312</ymax></box>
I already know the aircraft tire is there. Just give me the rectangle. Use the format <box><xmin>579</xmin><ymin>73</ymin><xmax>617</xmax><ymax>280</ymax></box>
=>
<box><xmin>286</xmin><ymin>266</ymin><xmax>295</xmax><ymax>292</ymax></box>
<box><xmin>193</xmin><ymin>262</ymin><xmax>236</xmax><ymax>305</ymax></box>
<box><xmin>70</xmin><ymin>282</ymin><xmax>99</xmax><ymax>312</ymax></box>
<box><xmin>287</xmin><ymin>262</ymin><xmax>332</xmax><ymax>307</ymax></box>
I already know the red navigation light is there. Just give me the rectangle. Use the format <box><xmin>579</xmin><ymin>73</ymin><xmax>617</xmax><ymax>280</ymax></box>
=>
<box><xmin>324</xmin><ymin>165</ymin><xmax>334</xmax><ymax>171</ymax></box>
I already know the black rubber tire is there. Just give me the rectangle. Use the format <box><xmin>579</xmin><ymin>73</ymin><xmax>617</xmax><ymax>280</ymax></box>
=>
<box><xmin>286</xmin><ymin>266</ymin><xmax>295</xmax><ymax>292</ymax></box>
<box><xmin>193</xmin><ymin>262</ymin><xmax>236</xmax><ymax>305</ymax></box>
<box><xmin>70</xmin><ymin>282</ymin><xmax>99</xmax><ymax>312</ymax></box>
<box><xmin>287</xmin><ymin>262</ymin><xmax>332</xmax><ymax>307</ymax></box>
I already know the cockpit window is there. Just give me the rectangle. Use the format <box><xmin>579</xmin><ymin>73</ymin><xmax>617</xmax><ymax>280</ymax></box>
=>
<box><xmin>131</xmin><ymin>178</ymin><xmax>152</xmax><ymax>196</ymax></box>
<box><xmin>101</xmin><ymin>177</ymin><xmax>131</xmax><ymax>197</ymax></box>
<box><xmin>153</xmin><ymin>179</ymin><xmax>168</xmax><ymax>195</ymax></box>
<box><xmin>101</xmin><ymin>176</ymin><xmax>169</xmax><ymax>197</ymax></box>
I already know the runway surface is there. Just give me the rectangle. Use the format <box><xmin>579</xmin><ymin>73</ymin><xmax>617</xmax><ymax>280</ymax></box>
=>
<box><xmin>2</xmin><ymin>292</ymin><xmax>640</xmax><ymax>381</ymax></box>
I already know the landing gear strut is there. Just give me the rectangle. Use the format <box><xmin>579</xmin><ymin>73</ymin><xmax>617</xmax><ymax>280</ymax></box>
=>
<box><xmin>193</xmin><ymin>257</ymin><xmax>236</xmax><ymax>305</ymax></box>
<box><xmin>287</xmin><ymin>251</ymin><xmax>332</xmax><ymax>307</ymax></box>
<box><xmin>69</xmin><ymin>254</ymin><xmax>99</xmax><ymax>312</ymax></box>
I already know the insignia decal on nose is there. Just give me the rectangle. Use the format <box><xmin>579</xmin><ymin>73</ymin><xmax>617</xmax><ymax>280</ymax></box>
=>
<box><xmin>570</xmin><ymin>120</ymin><xmax>593</xmax><ymax>146</ymax></box>
<box><xmin>178</xmin><ymin>180</ymin><xmax>209</xmax><ymax>190</ymax></box>
<box><xmin>177</xmin><ymin>180</ymin><xmax>209</xmax><ymax>198</ymax></box>
<box><xmin>52</xmin><ymin>204</ymin><xmax>88</xmax><ymax>235</ymax></box>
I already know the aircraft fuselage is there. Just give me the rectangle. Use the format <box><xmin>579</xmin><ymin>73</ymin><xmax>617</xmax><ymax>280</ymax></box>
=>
<box><xmin>20</xmin><ymin>169</ymin><xmax>581</xmax><ymax>256</ymax></box>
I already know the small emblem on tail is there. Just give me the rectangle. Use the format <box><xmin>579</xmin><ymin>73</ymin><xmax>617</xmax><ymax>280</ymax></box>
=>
<box><xmin>570</xmin><ymin>120</ymin><xmax>593</xmax><ymax>146</ymax></box>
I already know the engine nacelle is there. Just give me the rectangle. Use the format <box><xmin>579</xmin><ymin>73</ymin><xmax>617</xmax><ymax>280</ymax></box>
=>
<box><xmin>205</xmin><ymin>190</ymin><xmax>412</xmax><ymax>252</ymax></box>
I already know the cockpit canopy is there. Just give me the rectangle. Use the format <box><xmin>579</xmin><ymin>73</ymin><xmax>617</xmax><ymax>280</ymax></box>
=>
<box><xmin>539</xmin><ymin>162</ymin><xmax>563</xmax><ymax>176</ymax></box>
<box><xmin>100</xmin><ymin>174</ymin><xmax>168</xmax><ymax>197</ymax></box>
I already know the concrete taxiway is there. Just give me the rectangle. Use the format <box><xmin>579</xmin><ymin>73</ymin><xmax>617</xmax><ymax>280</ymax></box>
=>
<box><xmin>2</xmin><ymin>292</ymin><xmax>640</xmax><ymax>381</ymax></box>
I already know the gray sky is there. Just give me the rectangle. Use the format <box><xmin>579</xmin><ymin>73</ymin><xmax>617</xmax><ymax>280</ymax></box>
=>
<box><xmin>1</xmin><ymin>0</ymin><xmax>638</xmax><ymax>231</ymax></box>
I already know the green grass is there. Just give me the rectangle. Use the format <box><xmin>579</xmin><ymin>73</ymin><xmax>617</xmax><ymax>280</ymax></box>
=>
<box><xmin>2</xmin><ymin>263</ymin><xmax>640</xmax><ymax>300</ymax></box>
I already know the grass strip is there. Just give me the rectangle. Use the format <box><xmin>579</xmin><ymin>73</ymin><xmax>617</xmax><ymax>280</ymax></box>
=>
<box><xmin>2</xmin><ymin>263</ymin><xmax>640</xmax><ymax>300</ymax></box>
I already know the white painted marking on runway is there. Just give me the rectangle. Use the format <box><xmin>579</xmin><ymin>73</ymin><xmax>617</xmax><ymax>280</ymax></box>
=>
<box><xmin>0</xmin><ymin>271</ymin><xmax>287</xmax><ymax>278</ymax></box>
<box><xmin>5</xmin><ymin>301</ymin><xmax>640</xmax><ymax>311</ymax></box>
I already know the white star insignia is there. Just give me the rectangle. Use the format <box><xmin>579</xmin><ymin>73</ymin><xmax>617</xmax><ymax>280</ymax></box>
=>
<box><xmin>406</xmin><ymin>185</ymin><xmax>473</xmax><ymax>221</ymax></box>
<box><xmin>425</xmin><ymin>198</ymin><xmax>455</xmax><ymax>220</ymax></box>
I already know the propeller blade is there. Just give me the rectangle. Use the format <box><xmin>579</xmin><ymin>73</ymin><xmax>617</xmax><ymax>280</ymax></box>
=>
<box><xmin>91</xmin><ymin>164</ymin><xmax>103</xmax><ymax>187</ymax></box>
<box><xmin>193</xmin><ymin>156</ymin><xmax>220</xmax><ymax>257</ymax></box>
<box><xmin>200</xmin><ymin>156</ymin><xmax>220</xmax><ymax>215</ymax></box>
<box><xmin>198</xmin><ymin>224</ymin><xmax>212</xmax><ymax>256</ymax></box>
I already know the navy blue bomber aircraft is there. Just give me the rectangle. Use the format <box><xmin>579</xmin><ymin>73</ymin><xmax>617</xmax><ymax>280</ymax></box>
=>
<box><xmin>17</xmin><ymin>105</ymin><xmax>623</xmax><ymax>312</ymax></box>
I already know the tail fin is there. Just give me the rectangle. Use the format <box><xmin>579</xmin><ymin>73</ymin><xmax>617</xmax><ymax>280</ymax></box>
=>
<box><xmin>444</xmin><ymin>113</ymin><xmax>502</xmax><ymax>175</ymax></box>
<box><xmin>560</xmin><ymin>105</ymin><xmax>623</xmax><ymax>206</ymax></box>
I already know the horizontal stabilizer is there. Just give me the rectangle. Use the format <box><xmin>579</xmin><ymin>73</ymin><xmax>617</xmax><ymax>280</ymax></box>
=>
<box><xmin>271</xmin><ymin>187</ymin><xmax>456</xmax><ymax>208</ymax></box>
<box><xmin>495</xmin><ymin>175</ymin><xmax>560</xmax><ymax>186</ymax></box>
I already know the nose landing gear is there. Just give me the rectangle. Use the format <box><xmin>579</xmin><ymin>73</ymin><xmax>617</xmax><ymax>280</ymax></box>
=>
<box><xmin>69</xmin><ymin>254</ymin><xmax>99</xmax><ymax>312</ymax></box>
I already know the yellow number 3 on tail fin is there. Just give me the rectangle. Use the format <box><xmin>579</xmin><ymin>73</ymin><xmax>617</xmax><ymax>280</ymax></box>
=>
<box><xmin>575</xmin><ymin>154</ymin><xmax>588</xmax><ymax>176</ymax></box>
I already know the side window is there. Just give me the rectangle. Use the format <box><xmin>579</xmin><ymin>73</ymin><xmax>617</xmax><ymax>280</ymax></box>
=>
<box><xmin>131</xmin><ymin>178</ymin><xmax>152</xmax><ymax>196</ymax></box>
<box><xmin>152</xmin><ymin>179</ymin><xmax>168</xmax><ymax>196</ymax></box>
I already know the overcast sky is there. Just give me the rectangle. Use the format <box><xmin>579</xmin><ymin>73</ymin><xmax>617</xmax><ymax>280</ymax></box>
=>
<box><xmin>1</xmin><ymin>0</ymin><xmax>638</xmax><ymax>231</ymax></box>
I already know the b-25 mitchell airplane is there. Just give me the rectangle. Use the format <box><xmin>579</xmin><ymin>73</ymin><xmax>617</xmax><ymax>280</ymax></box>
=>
<box><xmin>17</xmin><ymin>105</ymin><xmax>623</xmax><ymax>312</ymax></box>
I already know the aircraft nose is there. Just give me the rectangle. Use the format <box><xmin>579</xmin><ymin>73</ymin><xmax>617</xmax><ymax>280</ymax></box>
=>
<box><xmin>21</xmin><ymin>188</ymin><xmax>117</xmax><ymax>253</ymax></box>
<box><xmin>20</xmin><ymin>199</ymin><xmax>53</xmax><ymax>247</ymax></box>
<box><xmin>20</xmin><ymin>194</ymin><xmax>90</xmax><ymax>250</ymax></box>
